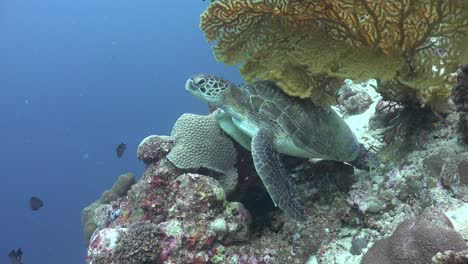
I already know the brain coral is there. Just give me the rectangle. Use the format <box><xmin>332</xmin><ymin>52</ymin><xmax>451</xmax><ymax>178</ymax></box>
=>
<box><xmin>201</xmin><ymin>0</ymin><xmax>468</xmax><ymax>110</ymax></box>
<box><xmin>362</xmin><ymin>212</ymin><xmax>468</xmax><ymax>264</ymax></box>
<box><xmin>167</xmin><ymin>112</ymin><xmax>239</xmax><ymax>194</ymax></box>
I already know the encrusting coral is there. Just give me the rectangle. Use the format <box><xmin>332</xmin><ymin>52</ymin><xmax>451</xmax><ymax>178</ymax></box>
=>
<box><xmin>201</xmin><ymin>0</ymin><xmax>468</xmax><ymax>111</ymax></box>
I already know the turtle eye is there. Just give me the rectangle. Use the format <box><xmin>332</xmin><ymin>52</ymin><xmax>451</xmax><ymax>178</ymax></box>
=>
<box><xmin>194</xmin><ymin>78</ymin><xmax>206</xmax><ymax>86</ymax></box>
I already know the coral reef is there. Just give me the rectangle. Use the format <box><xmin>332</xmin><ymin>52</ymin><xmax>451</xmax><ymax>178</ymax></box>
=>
<box><xmin>375</xmin><ymin>104</ymin><xmax>436</xmax><ymax>163</ymax></box>
<box><xmin>315</xmin><ymin>82</ymin><xmax>468</xmax><ymax>263</ymax></box>
<box><xmin>86</xmin><ymin>169</ymin><xmax>267</xmax><ymax>263</ymax></box>
<box><xmin>337</xmin><ymin>79</ymin><xmax>374</xmax><ymax>115</ymax></box>
<box><xmin>167</xmin><ymin>112</ymin><xmax>239</xmax><ymax>195</ymax></box>
<box><xmin>84</xmin><ymin>81</ymin><xmax>468</xmax><ymax>264</ymax></box>
<box><xmin>452</xmin><ymin>64</ymin><xmax>468</xmax><ymax>144</ymax></box>
<box><xmin>137</xmin><ymin>135</ymin><xmax>172</xmax><ymax>165</ymax></box>
<box><xmin>81</xmin><ymin>173</ymin><xmax>135</xmax><ymax>245</ymax></box>
<box><xmin>361</xmin><ymin>212</ymin><xmax>468</xmax><ymax>264</ymax></box>
<box><xmin>372</xmin><ymin>100</ymin><xmax>404</xmax><ymax>128</ymax></box>
<box><xmin>112</xmin><ymin>222</ymin><xmax>162</xmax><ymax>264</ymax></box>
<box><xmin>451</xmin><ymin>65</ymin><xmax>468</xmax><ymax>112</ymax></box>
<box><xmin>100</xmin><ymin>173</ymin><xmax>136</xmax><ymax>203</ymax></box>
<box><xmin>343</xmin><ymin>91</ymin><xmax>373</xmax><ymax>115</ymax></box>
<box><xmin>84</xmin><ymin>132</ymin><xmax>271</xmax><ymax>263</ymax></box>
<box><xmin>432</xmin><ymin>250</ymin><xmax>468</xmax><ymax>264</ymax></box>
<box><xmin>444</xmin><ymin>204</ymin><xmax>468</xmax><ymax>240</ymax></box>
<box><xmin>201</xmin><ymin>0</ymin><xmax>468</xmax><ymax>111</ymax></box>
<box><xmin>440</xmin><ymin>152</ymin><xmax>468</xmax><ymax>200</ymax></box>
<box><xmin>349</xmin><ymin>237</ymin><xmax>368</xmax><ymax>256</ymax></box>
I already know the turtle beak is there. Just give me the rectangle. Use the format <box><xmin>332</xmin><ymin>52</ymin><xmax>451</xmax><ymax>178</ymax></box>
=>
<box><xmin>185</xmin><ymin>79</ymin><xmax>197</xmax><ymax>93</ymax></box>
<box><xmin>185</xmin><ymin>78</ymin><xmax>206</xmax><ymax>102</ymax></box>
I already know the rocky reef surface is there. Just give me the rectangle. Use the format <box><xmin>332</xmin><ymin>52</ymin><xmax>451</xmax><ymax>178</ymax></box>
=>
<box><xmin>82</xmin><ymin>80</ymin><xmax>467</xmax><ymax>264</ymax></box>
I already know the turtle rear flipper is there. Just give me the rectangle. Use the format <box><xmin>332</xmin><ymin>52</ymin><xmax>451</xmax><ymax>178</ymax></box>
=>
<box><xmin>251</xmin><ymin>129</ymin><xmax>308</xmax><ymax>222</ymax></box>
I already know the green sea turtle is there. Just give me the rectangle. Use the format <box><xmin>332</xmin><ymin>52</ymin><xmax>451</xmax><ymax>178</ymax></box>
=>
<box><xmin>185</xmin><ymin>74</ymin><xmax>371</xmax><ymax>222</ymax></box>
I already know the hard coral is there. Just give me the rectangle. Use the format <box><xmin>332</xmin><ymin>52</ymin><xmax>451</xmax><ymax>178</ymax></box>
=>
<box><xmin>202</xmin><ymin>0</ymin><xmax>467</xmax><ymax>57</ymax></box>
<box><xmin>452</xmin><ymin>65</ymin><xmax>468</xmax><ymax>144</ymax></box>
<box><xmin>362</xmin><ymin>212</ymin><xmax>468</xmax><ymax>264</ymax></box>
<box><xmin>432</xmin><ymin>250</ymin><xmax>468</xmax><ymax>264</ymax></box>
<box><xmin>81</xmin><ymin>201</ymin><xmax>100</xmax><ymax>246</ymax></box>
<box><xmin>168</xmin><ymin>173</ymin><xmax>226</xmax><ymax>220</ymax></box>
<box><xmin>137</xmin><ymin>135</ymin><xmax>172</xmax><ymax>165</ymax></box>
<box><xmin>104</xmin><ymin>173</ymin><xmax>136</xmax><ymax>202</ymax></box>
<box><xmin>201</xmin><ymin>0</ymin><xmax>468</xmax><ymax>110</ymax></box>
<box><xmin>86</xmin><ymin>172</ymin><xmax>258</xmax><ymax>263</ymax></box>
<box><xmin>222</xmin><ymin>202</ymin><xmax>252</xmax><ymax>243</ymax></box>
<box><xmin>343</xmin><ymin>90</ymin><xmax>373</xmax><ymax>115</ymax></box>
<box><xmin>81</xmin><ymin>173</ymin><xmax>136</xmax><ymax>245</ymax></box>
<box><xmin>87</xmin><ymin>227</ymin><xmax>126</xmax><ymax>264</ymax></box>
<box><xmin>452</xmin><ymin>65</ymin><xmax>468</xmax><ymax>112</ymax></box>
<box><xmin>112</xmin><ymin>222</ymin><xmax>162</xmax><ymax>264</ymax></box>
<box><xmin>440</xmin><ymin>152</ymin><xmax>468</xmax><ymax>200</ymax></box>
<box><xmin>84</xmin><ymin>129</ymin><xmax>265</xmax><ymax>263</ymax></box>
<box><xmin>167</xmin><ymin>112</ymin><xmax>239</xmax><ymax>195</ymax></box>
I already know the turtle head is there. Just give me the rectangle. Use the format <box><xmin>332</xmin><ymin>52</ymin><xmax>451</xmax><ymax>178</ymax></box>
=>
<box><xmin>185</xmin><ymin>74</ymin><xmax>234</xmax><ymax>106</ymax></box>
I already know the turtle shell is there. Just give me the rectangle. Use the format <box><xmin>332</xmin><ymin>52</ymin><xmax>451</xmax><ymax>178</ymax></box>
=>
<box><xmin>240</xmin><ymin>80</ymin><xmax>361</xmax><ymax>161</ymax></box>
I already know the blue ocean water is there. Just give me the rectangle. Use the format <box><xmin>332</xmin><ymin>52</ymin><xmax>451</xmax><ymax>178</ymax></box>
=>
<box><xmin>0</xmin><ymin>1</ymin><xmax>241</xmax><ymax>263</ymax></box>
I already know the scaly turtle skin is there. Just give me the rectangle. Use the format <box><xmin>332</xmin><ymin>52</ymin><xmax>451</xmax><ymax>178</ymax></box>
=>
<box><xmin>185</xmin><ymin>74</ymin><xmax>366</xmax><ymax>222</ymax></box>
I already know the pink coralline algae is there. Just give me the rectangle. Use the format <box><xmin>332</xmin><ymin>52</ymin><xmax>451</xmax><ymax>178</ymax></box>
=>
<box><xmin>85</xmin><ymin>135</ymin><xmax>270</xmax><ymax>264</ymax></box>
<box><xmin>137</xmin><ymin>135</ymin><xmax>173</xmax><ymax>165</ymax></box>
<box><xmin>83</xmin><ymin>78</ymin><xmax>468</xmax><ymax>264</ymax></box>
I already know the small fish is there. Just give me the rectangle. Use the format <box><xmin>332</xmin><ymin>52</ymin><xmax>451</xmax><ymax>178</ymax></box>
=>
<box><xmin>8</xmin><ymin>248</ymin><xmax>22</xmax><ymax>264</ymax></box>
<box><xmin>116</xmin><ymin>143</ymin><xmax>127</xmax><ymax>158</ymax></box>
<box><xmin>111</xmin><ymin>208</ymin><xmax>121</xmax><ymax>220</ymax></box>
<box><xmin>30</xmin><ymin>196</ymin><xmax>43</xmax><ymax>211</ymax></box>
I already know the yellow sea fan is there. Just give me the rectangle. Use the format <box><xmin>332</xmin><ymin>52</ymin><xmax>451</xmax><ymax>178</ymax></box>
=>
<box><xmin>201</xmin><ymin>0</ymin><xmax>468</xmax><ymax>109</ymax></box>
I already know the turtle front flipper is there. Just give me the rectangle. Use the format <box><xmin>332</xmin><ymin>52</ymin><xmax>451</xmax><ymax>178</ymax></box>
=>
<box><xmin>215</xmin><ymin>109</ymin><xmax>252</xmax><ymax>150</ymax></box>
<box><xmin>251</xmin><ymin>129</ymin><xmax>308</xmax><ymax>222</ymax></box>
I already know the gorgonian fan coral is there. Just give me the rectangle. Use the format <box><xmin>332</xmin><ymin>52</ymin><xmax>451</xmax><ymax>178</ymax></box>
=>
<box><xmin>201</xmin><ymin>0</ymin><xmax>468</xmax><ymax>110</ymax></box>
